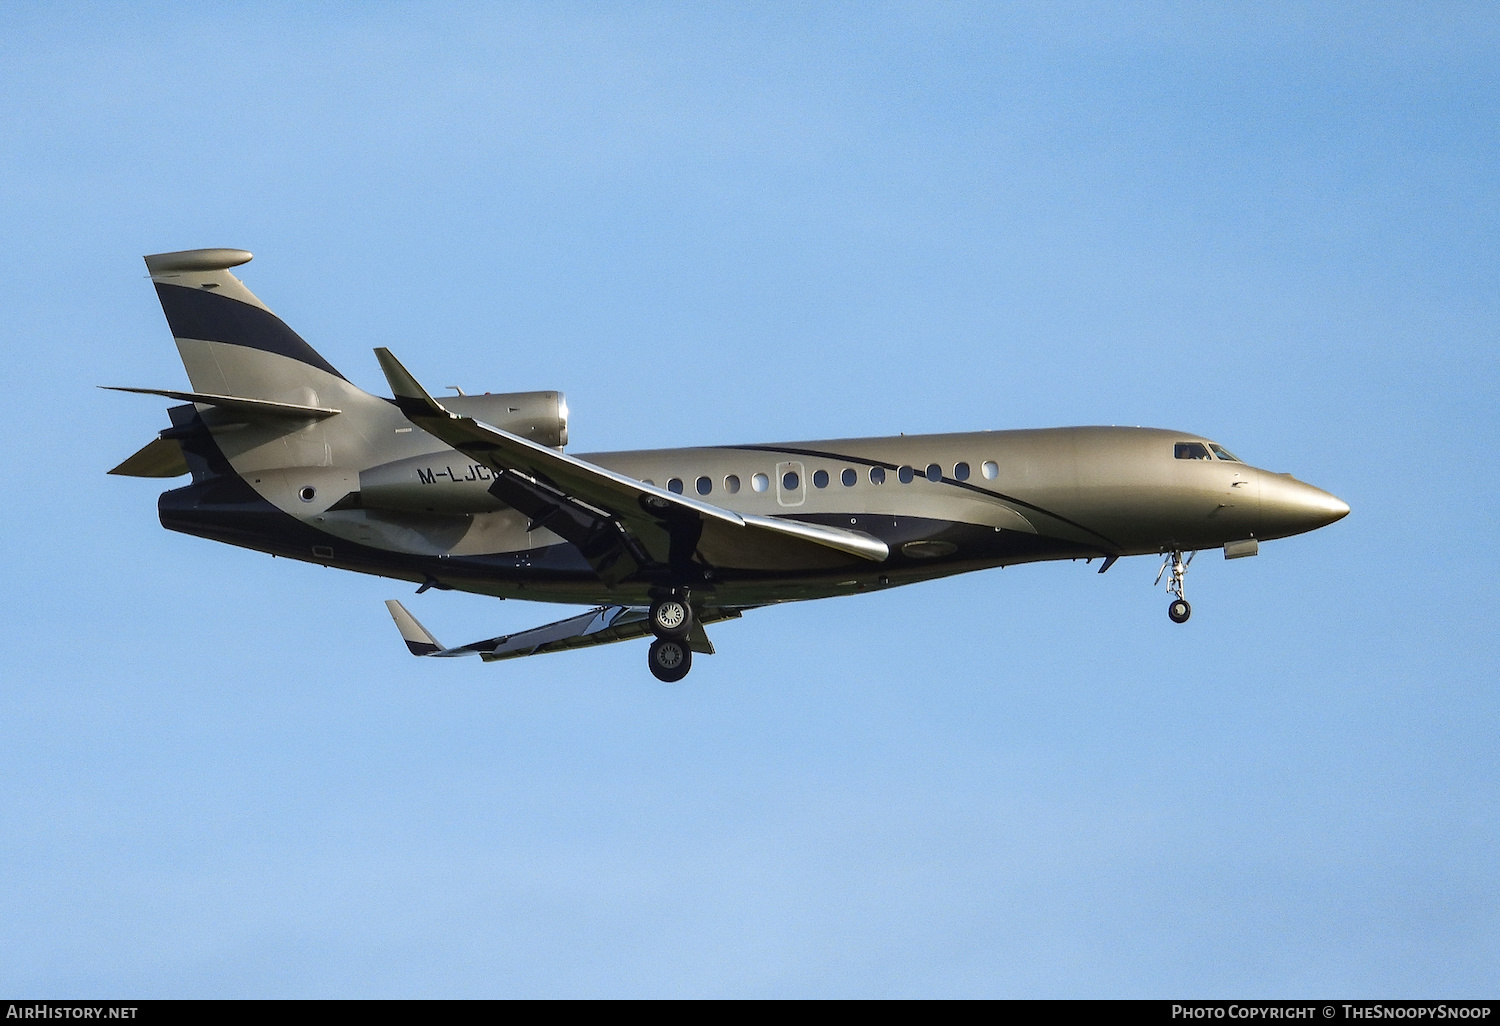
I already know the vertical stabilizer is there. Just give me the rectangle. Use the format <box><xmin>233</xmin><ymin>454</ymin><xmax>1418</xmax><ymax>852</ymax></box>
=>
<box><xmin>144</xmin><ymin>248</ymin><xmax>370</xmax><ymax>411</ymax></box>
<box><xmin>142</xmin><ymin>248</ymin><xmax>399</xmax><ymax>492</ymax></box>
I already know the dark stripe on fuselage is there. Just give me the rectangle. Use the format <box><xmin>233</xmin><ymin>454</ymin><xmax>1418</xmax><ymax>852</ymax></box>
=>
<box><xmin>154</xmin><ymin>283</ymin><xmax>347</xmax><ymax>380</ymax></box>
<box><xmin>729</xmin><ymin>443</ymin><xmax>1121</xmax><ymax>551</ymax></box>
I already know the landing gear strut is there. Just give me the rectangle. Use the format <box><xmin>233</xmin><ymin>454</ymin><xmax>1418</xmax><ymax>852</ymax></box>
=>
<box><xmin>647</xmin><ymin>592</ymin><xmax>694</xmax><ymax>681</ymax></box>
<box><xmin>1156</xmin><ymin>549</ymin><xmax>1195</xmax><ymax>623</ymax></box>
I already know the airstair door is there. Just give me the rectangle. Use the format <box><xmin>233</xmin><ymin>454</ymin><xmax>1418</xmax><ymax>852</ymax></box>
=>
<box><xmin>775</xmin><ymin>461</ymin><xmax>806</xmax><ymax>507</ymax></box>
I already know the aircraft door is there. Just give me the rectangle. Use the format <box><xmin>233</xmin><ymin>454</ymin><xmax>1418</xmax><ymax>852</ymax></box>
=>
<box><xmin>775</xmin><ymin>461</ymin><xmax>806</xmax><ymax>507</ymax></box>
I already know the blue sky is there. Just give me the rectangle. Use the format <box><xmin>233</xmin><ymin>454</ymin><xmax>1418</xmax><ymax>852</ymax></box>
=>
<box><xmin>1</xmin><ymin>2</ymin><xmax>1496</xmax><ymax>997</ymax></box>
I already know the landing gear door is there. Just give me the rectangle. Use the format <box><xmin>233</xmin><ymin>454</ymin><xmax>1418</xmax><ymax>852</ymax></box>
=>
<box><xmin>775</xmin><ymin>461</ymin><xmax>806</xmax><ymax>507</ymax></box>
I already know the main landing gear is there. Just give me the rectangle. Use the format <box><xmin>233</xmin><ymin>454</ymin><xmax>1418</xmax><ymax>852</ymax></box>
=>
<box><xmin>1156</xmin><ymin>549</ymin><xmax>1195</xmax><ymax>623</ymax></box>
<box><xmin>647</xmin><ymin>593</ymin><xmax>694</xmax><ymax>682</ymax></box>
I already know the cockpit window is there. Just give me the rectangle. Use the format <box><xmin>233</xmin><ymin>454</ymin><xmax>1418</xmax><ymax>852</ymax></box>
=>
<box><xmin>1174</xmin><ymin>442</ymin><xmax>1211</xmax><ymax>460</ymax></box>
<box><xmin>1209</xmin><ymin>444</ymin><xmax>1241</xmax><ymax>462</ymax></box>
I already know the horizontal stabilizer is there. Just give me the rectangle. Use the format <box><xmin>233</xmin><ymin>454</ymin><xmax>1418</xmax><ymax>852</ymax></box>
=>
<box><xmin>108</xmin><ymin>436</ymin><xmax>189</xmax><ymax>478</ymax></box>
<box><xmin>102</xmin><ymin>386</ymin><xmax>340</xmax><ymax>418</ymax></box>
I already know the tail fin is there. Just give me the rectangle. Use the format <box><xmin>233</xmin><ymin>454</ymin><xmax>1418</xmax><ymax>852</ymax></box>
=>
<box><xmin>144</xmin><ymin>248</ymin><xmax>369</xmax><ymax>410</ymax></box>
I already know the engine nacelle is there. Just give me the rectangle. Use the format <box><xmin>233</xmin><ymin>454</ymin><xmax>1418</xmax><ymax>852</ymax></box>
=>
<box><xmin>354</xmin><ymin>391</ymin><xmax>567</xmax><ymax>514</ymax></box>
<box><xmin>359</xmin><ymin>452</ymin><xmax>508</xmax><ymax>514</ymax></box>
<box><xmin>443</xmin><ymin>391</ymin><xmax>567</xmax><ymax>448</ymax></box>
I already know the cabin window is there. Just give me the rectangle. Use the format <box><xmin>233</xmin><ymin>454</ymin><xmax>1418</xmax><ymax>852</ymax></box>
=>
<box><xmin>842</xmin><ymin>468</ymin><xmax>857</xmax><ymax>487</ymax></box>
<box><xmin>869</xmin><ymin>466</ymin><xmax>886</xmax><ymax>485</ymax></box>
<box><xmin>1174</xmin><ymin>442</ymin><xmax>1211</xmax><ymax>461</ymax></box>
<box><xmin>667</xmin><ymin>477</ymin><xmax>684</xmax><ymax>493</ymax></box>
<box><xmin>1209</xmin><ymin>444</ymin><xmax>1241</xmax><ymax>462</ymax></box>
<box><xmin>982</xmin><ymin>461</ymin><xmax>998</xmax><ymax>480</ymax></box>
<box><xmin>813</xmin><ymin>469</ymin><xmax>829</xmax><ymax>489</ymax></box>
<box><xmin>954</xmin><ymin>462</ymin><xmax>970</xmax><ymax>481</ymax></box>
<box><xmin>642</xmin><ymin>479</ymin><xmax>654</xmax><ymax>486</ymax></box>
<box><xmin>752</xmin><ymin>473</ymin><xmax>770</xmax><ymax>492</ymax></box>
<box><xmin>926</xmin><ymin>463</ymin><xmax>942</xmax><ymax>482</ymax></box>
<box><xmin>898</xmin><ymin>465</ymin><xmax>915</xmax><ymax>483</ymax></box>
<box><xmin>782</xmin><ymin>470</ymin><xmax>800</xmax><ymax>491</ymax></box>
<box><xmin>724</xmin><ymin>474</ymin><xmax>741</xmax><ymax>494</ymax></box>
<box><xmin>696</xmin><ymin>476</ymin><xmax>712</xmax><ymax>495</ymax></box>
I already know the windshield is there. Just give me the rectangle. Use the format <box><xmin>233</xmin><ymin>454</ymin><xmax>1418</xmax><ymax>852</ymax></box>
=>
<box><xmin>1209</xmin><ymin>444</ymin><xmax>1241</xmax><ymax>462</ymax></box>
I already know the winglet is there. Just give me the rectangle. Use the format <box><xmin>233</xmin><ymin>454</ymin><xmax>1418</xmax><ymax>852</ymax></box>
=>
<box><xmin>385</xmin><ymin>599</ymin><xmax>443</xmax><ymax>656</ymax></box>
<box><xmin>374</xmin><ymin>348</ymin><xmax>451</xmax><ymax>419</ymax></box>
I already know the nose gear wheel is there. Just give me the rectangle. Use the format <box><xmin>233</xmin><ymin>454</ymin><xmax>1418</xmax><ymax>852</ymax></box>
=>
<box><xmin>1155</xmin><ymin>549</ymin><xmax>1195</xmax><ymax>623</ymax></box>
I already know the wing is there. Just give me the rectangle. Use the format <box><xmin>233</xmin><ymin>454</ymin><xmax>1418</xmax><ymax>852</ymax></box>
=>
<box><xmin>374</xmin><ymin>348</ymin><xmax>887</xmax><ymax>584</ymax></box>
<box><xmin>385</xmin><ymin>600</ymin><xmax>738</xmax><ymax>661</ymax></box>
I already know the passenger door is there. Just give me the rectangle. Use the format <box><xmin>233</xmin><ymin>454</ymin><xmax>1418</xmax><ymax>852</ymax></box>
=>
<box><xmin>775</xmin><ymin>461</ymin><xmax>806</xmax><ymax>507</ymax></box>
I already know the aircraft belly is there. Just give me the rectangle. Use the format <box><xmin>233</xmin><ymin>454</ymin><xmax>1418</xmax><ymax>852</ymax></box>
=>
<box><xmin>310</xmin><ymin>508</ymin><xmax>476</xmax><ymax>555</ymax></box>
<box><xmin>159</xmin><ymin>480</ymin><xmax>599</xmax><ymax>592</ymax></box>
<box><xmin>693</xmin><ymin>519</ymin><xmax>871</xmax><ymax>571</ymax></box>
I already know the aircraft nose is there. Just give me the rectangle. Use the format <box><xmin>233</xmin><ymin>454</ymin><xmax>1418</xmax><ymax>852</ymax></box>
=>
<box><xmin>1258</xmin><ymin>472</ymin><xmax>1350</xmax><ymax>539</ymax></box>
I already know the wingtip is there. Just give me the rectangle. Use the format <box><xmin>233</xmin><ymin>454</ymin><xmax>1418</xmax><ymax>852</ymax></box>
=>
<box><xmin>374</xmin><ymin>348</ymin><xmax>432</xmax><ymax>401</ymax></box>
<box><xmin>385</xmin><ymin>598</ymin><xmax>444</xmax><ymax>656</ymax></box>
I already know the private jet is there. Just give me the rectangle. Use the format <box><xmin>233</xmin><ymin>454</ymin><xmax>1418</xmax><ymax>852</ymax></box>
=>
<box><xmin>109</xmin><ymin>249</ymin><xmax>1349</xmax><ymax>681</ymax></box>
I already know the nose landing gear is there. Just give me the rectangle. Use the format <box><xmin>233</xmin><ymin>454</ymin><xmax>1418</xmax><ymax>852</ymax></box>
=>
<box><xmin>647</xmin><ymin>591</ymin><xmax>695</xmax><ymax>681</ymax></box>
<box><xmin>1156</xmin><ymin>550</ymin><xmax>1195</xmax><ymax>623</ymax></box>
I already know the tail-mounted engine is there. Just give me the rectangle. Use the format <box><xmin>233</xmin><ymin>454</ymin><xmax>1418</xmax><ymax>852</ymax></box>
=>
<box><xmin>442</xmin><ymin>391</ymin><xmax>567</xmax><ymax>449</ymax></box>
<box><xmin>354</xmin><ymin>390</ymin><xmax>568</xmax><ymax>515</ymax></box>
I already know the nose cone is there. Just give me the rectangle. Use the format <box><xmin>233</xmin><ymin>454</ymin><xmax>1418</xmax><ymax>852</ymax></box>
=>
<box><xmin>1259</xmin><ymin>472</ymin><xmax>1350</xmax><ymax>540</ymax></box>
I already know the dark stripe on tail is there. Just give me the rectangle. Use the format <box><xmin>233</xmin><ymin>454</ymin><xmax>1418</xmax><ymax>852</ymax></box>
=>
<box><xmin>154</xmin><ymin>283</ymin><xmax>346</xmax><ymax>380</ymax></box>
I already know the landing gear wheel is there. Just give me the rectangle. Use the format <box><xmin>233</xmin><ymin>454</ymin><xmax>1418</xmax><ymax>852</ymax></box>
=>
<box><xmin>648</xmin><ymin>597</ymin><xmax>693</xmax><ymax>640</ymax></box>
<box><xmin>648</xmin><ymin>637</ymin><xmax>692</xmax><ymax>682</ymax></box>
<box><xmin>1157</xmin><ymin>550</ymin><xmax>1196</xmax><ymax>624</ymax></box>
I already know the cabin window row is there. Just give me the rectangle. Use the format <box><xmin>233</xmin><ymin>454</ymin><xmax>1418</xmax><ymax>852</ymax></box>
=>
<box><xmin>646</xmin><ymin>460</ymin><xmax>1001</xmax><ymax>497</ymax></box>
